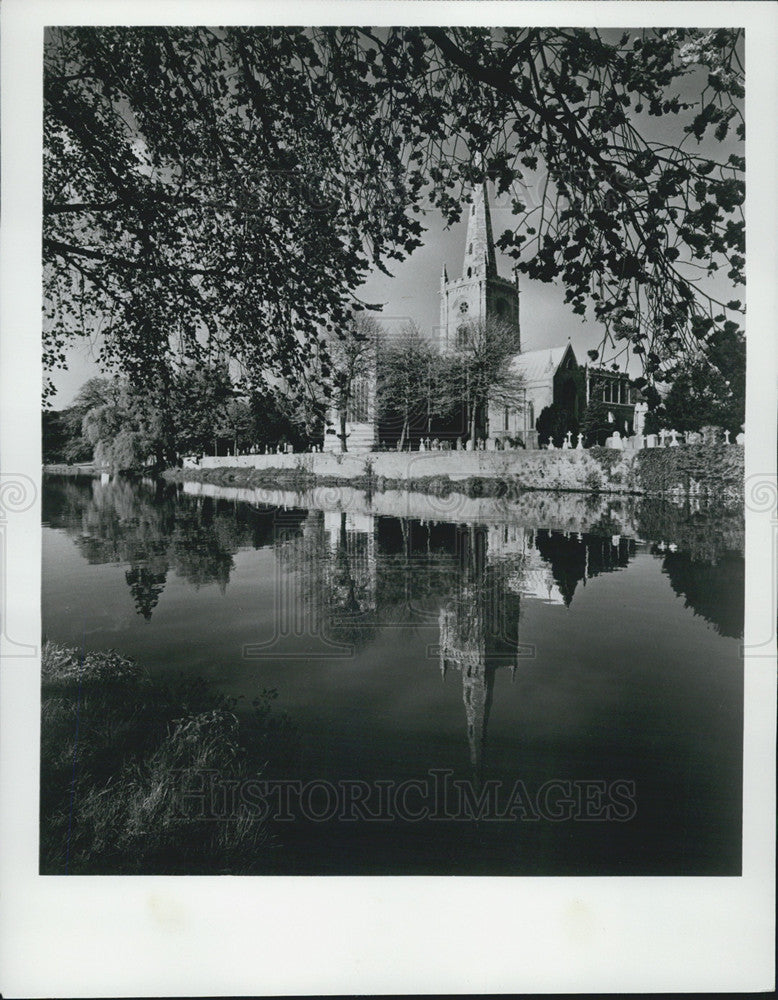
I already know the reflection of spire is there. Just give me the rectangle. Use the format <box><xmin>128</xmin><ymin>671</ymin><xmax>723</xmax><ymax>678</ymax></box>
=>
<box><xmin>438</xmin><ymin>525</ymin><xmax>525</xmax><ymax>778</ymax></box>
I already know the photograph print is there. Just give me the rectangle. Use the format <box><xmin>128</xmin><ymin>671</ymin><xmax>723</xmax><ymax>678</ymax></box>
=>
<box><xmin>41</xmin><ymin>25</ymin><xmax>746</xmax><ymax>877</ymax></box>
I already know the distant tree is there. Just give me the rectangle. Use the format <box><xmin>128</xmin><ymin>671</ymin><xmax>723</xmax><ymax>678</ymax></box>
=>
<box><xmin>173</xmin><ymin>364</ymin><xmax>234</xmax><ymax>457</ymax></box>
<box><xmin>537</xmin><ymin>403</ymin><xmax>577</xmax><ymax>448</ymax></box>
<box><xmin>377</xmin><ymin>322</ymin><xmax>437</xmax><ymax>450</ymax></box>
<box><xmin>82</xmin><ymin>376</ymin><xmax>176</xmax><ymax>471</ymax></box>
<box><xmin>579</xmin><ymin>399</ymin><xmax>618</xmax><ymax>446</ymax></box>
<box><xmin>42</xmin><ymin>410</ymin><xmax>68</xmax><ymax>463</ymax></box>
<box><xmin>437</xmin><ymin>317</ymin><xmax>524</xmax><ymax>443</ymax></box>
<box><xmin>661</xmin><ymin>322</ymin><xmax>744</xmax><ymax>435</ymax></box>
<box><xmin>55</xmin><ymin>377</ymin><xmax>114</xmax><ymax>463</ymax></box>
<box><xmin>327</xmin><ymin>313</ymin><xmax>382</xmax><ymax>452</ymax></box>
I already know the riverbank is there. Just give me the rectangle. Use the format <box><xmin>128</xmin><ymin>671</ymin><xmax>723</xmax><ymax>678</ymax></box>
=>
<box><xmin>40</xmin><ymin>642</ymin><xmax>296</xmax><ymax>875</ymax></box>
<box><xmin>165</xmin><ymin>443</ymin><xmax>743</xmax><ymax>502</ymax></box>
<box><xmin>43</xmin><ymin>462</ymin><xmax>107</xmax><ymax>476</ymax></box>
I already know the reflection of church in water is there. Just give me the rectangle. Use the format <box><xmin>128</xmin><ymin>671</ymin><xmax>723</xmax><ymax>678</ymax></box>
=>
<box><xmin>439</xmin><ymin>524</ymin><xmax>635</xmax><ymax>770</ymax></box>
<box><xmin>283</xmin><ymin>507</ymin><xmax>635</xmax><ymax>771</ymax></box>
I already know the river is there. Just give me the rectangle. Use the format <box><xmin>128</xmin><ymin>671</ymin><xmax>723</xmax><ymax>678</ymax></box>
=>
<box><xmin>41</xmin><ymin>473</ymin><xmax>743</xmax><ymax>875</ymax></box>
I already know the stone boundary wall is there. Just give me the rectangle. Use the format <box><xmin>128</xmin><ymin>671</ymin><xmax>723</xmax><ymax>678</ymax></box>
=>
<box><xmin>197</xmin><ymin>448</ymin><xmax>628</xmax><ymax>483</ymax></box>
<box><xmin>187</xmin><ymin>444</ymin><xmax>743</xmax><ymax>500</ymax></box>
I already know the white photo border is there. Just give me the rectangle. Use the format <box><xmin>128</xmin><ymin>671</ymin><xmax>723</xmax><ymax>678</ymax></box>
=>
<box><xmin>1</xmin><ymin>2</ymin><xmax>775</xmax><ymax>995</ymax></box>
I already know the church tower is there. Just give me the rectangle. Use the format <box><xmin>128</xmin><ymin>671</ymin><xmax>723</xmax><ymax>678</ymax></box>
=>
<box><xmin>439</xmin><ymin>180</ymin><xmax>520</xmax><ymax>353</ymax></box>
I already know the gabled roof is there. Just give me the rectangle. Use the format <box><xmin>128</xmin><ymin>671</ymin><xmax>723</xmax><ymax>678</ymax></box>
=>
<box><xmin>511</xmin><ymin>342</ymin><xmax>577</xmax><ymax>384</ymax></box>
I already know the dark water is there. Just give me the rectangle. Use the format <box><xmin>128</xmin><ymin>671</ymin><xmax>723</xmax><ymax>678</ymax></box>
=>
<box><xmin>42</xmin><ymin>474</ymin><xmax>744</xmax><ymax>875</ymax></box>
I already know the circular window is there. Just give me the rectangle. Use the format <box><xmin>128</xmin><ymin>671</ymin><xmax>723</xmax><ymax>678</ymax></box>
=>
<box><xmin>459</xmin><ymin>301</ymin><xmax>469</xmax><ymax>314</ymax></box>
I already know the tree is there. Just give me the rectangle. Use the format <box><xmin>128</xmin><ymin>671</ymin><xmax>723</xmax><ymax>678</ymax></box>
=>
<box><xmin>44</xmin><ymin>27</ymin><xmax>744</xmax><ymax>405</ymax></box>
<box><xmin>661</xmin><ymin>325</ymin><xmax>744</xmax><ymax>435</ymax></box>
<box><xmin>81</xmin><ymin>376</ymin><xmax>178</xmax><ymax>471</ymax></box>
<box><xmin>376</xmin><ymin>322</ymin><xmax>437</xmax><ymax>450</ymax></box>
<box><xmin>173</xmin><ymin>363</ymin><xmax>234</xmax><ymax>457</ymax></box>
<box><xmin>50</xmin><ymin>377</ymin><xmax>115</xmax><ymax>463</ymax></box>
<box><xmin>579</xmin><ymin>399</ymin><xmax>617</xmax><ymax>446</ymax></box>
<box><xmin>437</xmin><ymin>317</ymin><xmax>524</xmax><ymax>443</ymax></box>
<box><xmin>537</xmin><ymin>403</ymin><xmax>579</xmax><ymax>447</ymax></box>
<box><xmin>327</xmin><ymin>313</ymin><xmax>382</xmax><ymax>452</ymax></box>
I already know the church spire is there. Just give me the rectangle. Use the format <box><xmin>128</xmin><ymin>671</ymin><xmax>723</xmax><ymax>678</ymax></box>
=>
<box><xmin>462</xmin><ymin>179</ymin><xmax>497</xmax><ymax>279</ymax></box>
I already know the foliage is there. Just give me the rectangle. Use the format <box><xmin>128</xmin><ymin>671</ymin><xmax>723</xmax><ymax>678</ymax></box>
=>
<box><xmin>40</xmin><ymin>642</ymin><xmax>297</xmax><ymax>874</ymax></box>
<box><xmin>43</xmin><ymin>377</ymin><xmax>114</xmax><ymax>463</ymax></box>
<box><xmin>536</xmin><ymin>402</ymin><xmax>576</xmax><ymax>447</ymax></box>
<box><xmin>635</xmin><ymin>442</ymin><xmax>743</xmax><ymax>499</ymax></box>
<box><xmin>660</xmin><ymin>324</ymin><xmax>745</xmax><ymax>434</ymax></box>
<box><xmin>579</xmin><ymin>399</ymin><xmax>618</xmax><ymax>446</ymax></box>
<box><xmin>437</xmin><ymin>317</ymin><xmax>524</xmax><ymax>442</ymax></box>
<box><xmin>376</xmin><ymin>322</ymin><xmax>438</xmax><ymax>449</ymax></box>
<box><xmin>642</xmin><ymin>409</ymin><xmax>663</xmax><ymax>436</ymax></box>
<box><xmin>44</xmin><ymin>27</ymin><xmax>743</xmax><ymax>405</ymax></box>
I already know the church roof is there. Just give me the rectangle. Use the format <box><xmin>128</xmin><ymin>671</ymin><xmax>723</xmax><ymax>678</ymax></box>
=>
<box><xmin>462</xmin><ymin>180</ymin><xmax>497</xmax><ymax>278</ymax></box>
<box><xmin>510</xmin><ymin>343</ymin><xmax>577</xmax><ymax>384</ymax></box>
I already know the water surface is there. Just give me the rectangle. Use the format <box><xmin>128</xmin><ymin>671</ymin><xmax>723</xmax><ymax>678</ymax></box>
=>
<box><xmin>42</xmin><ymin>474</ymin><xmax>743</xmax><ymax>875</ymax></box>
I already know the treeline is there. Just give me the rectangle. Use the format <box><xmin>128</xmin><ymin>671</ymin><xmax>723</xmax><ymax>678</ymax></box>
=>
<box><xmin>43</xmin><ymin>366</ymin><xmax>320</xmax><ymax>471</ymax></box>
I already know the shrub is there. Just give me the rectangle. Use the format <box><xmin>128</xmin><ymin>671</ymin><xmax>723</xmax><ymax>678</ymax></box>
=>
<box><xmin>40</xmin><ymin>643</ymin><xmax>297</xmax><ymax>874</ymax></box>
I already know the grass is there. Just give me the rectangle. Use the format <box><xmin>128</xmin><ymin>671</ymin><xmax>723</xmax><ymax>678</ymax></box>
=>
<box><xmin>40</xmin><ymin>642</ymin><xmax>297</xmax><ymax>875</ymax></box>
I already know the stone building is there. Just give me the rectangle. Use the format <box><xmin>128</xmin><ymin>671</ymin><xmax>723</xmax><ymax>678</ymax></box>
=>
<box><xmin>438</xmin><ymin>180</ymin><xmax>520</xmax><ymax>352</ymax></box>
<box><xmin>438</xmin><ymin>181</ymin><xmax>584</xmax><ymax>445</ymax></box>
<box><xmin>324</xmin><ymin>177</ymin><xmax>643</xmax><ymax>451</ymax></box>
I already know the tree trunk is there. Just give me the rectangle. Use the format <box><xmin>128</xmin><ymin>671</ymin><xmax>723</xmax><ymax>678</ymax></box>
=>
<box><xmin>338</xmin><ymin>407</ymin><xmax>348</xmax><ymax>453</ymax></box>
<box><xmin>399</xmin><ymin>416</ymin><xmax>408</xmax><ymax>452</ymax></box>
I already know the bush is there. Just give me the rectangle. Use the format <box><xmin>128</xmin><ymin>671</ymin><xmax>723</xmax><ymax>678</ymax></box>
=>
<box><xmin>40</xmin><ymin>643</ymin><xmax>297</xmax><ymax>874</ymax></box>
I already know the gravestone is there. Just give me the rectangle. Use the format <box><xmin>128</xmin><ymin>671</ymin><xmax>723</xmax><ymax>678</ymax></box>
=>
<box><xmin>736</xmin><ymin>431</ymin><xmax>745</xmax><ymax>445</ymax></box>
<box><xmin>645</xmin><ymin>433</ymin><xmax>658</xmax><ymax>448</ymax></box>
<box><xmin>723</xmin><ymin>429</ymin><xmax>731</xmax><ymax>445</ymax></box>
<box><xmin>701</xmin><ymin>425</ymin><xmax>719</xmax><ymax>445</ymax></box>
<box><xmin>576</xmin><ymin>433</ymin><xmax>584</xmax><ymax>450</ymax></box>
<box><xmin>668</xmin><ymin>429</ymin><xmax>679</xmax><ymax>447</ymax></box>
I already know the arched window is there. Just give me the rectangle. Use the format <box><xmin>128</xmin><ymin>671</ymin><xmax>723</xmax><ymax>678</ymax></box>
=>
<box><xmin>528</xmin><ymin>401</ymin><xmax>535</xmax><ymax>429</ymax></box>
<box><xmin>468</xmin><ymin>243</ymin><xmax>473</xmax><ymax>255</ymax></box>
<box><xmin>456</xmin><ymin>325</ymin><xmax>467</xmax><ymax>349</ymax></box>
<box><xmin>467</xmin><ymin>267</ymin><xmax>472</xmax><ymax>278</ymax></box>
<box><xmin>504</xmin><ymin>406</ymin><xmax>510</xmax><ymax>431</ymax></box>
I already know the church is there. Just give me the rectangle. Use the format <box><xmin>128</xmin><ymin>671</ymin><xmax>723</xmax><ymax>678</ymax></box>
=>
<box><xmin>325</xmin><ymin>179</ymin><xmax>640</xmax><ymax>452</ymax></box>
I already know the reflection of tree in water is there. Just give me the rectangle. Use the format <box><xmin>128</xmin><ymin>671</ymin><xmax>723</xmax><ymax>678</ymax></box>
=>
<box><xmin>124</xmin><ymin>565</ymin><xmax>167</xmax><ymax>620</ymax></box>
<box><xmin>44</xmin><ymin>476</ymin><xmax>298</xmax><ymax>618</ymax></box>
<box><xmin>636</xmin><ymin>498</ymin><xmax>744</xmax><ymax>564</ymax></box>
<box><xmin>534</xmin><ymin>529</ymin><xmax>634</xmax><ymax>607</ymax></box>
<box><xmin>660</xmin><ymin>550</ymin><xmax>744</xmax><ymax>639</ymax></box>
<box><xmin>274</xmin><ymin>509</ymin><xmax>380</xmax><ymax>651</ymax></box>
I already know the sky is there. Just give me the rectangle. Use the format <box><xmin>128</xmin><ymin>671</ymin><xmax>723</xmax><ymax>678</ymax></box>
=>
<box><xmin>47</xmin><ymin>188</ymin><xmax>614</xmax><ymax>408</ymax></box>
